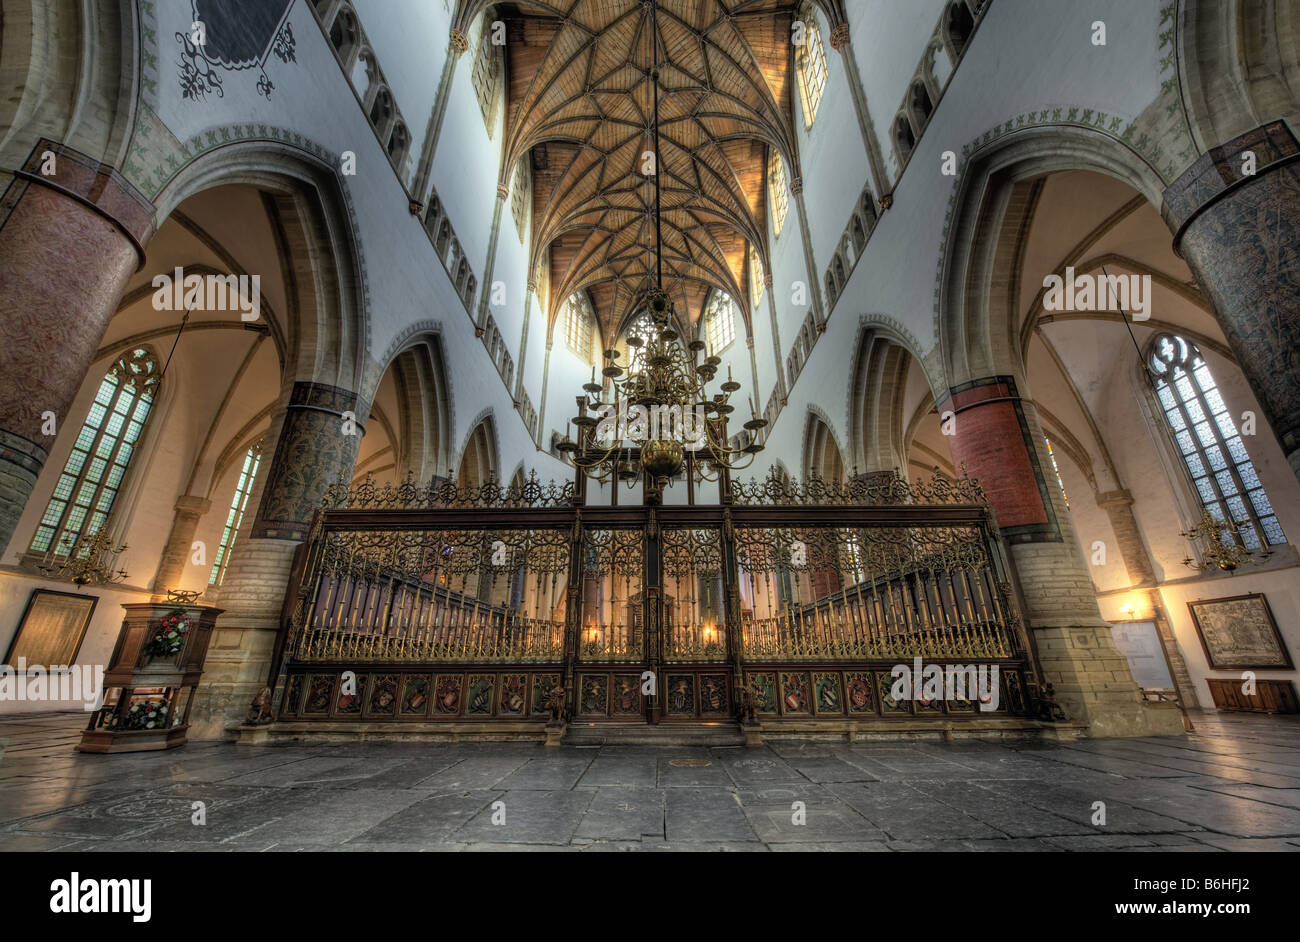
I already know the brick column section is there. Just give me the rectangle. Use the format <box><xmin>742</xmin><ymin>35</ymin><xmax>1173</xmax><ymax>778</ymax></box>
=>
<box><xmin>1163</xmin><ymin>121</ymin><xmax>1300</xmax><ymax>481</ymax></box>
<box><xmin>151</xmin><ymin>495</ymin><xmax>212</xmax><ymax>598</ymax></box>
<box><xmin>940</xmin><ymin>377</ymin><xmax>1183</xmax><ymax>737</ymax></box>
<box><xmin>187</xmin><ymin>382</ymin><xmax>365</xmax><ymax>739</ymax></box>
<box><xmin>0</xmin><ymin>140</ymin><xmax>155</xmax><ymax>555</ymax></box>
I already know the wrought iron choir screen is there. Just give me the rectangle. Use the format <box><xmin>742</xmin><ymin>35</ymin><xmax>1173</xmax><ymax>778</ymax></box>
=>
<box><xmin>271</xmin><ymin>472</ymin><xmax>1047</xmax><ymax>727</ymax></box>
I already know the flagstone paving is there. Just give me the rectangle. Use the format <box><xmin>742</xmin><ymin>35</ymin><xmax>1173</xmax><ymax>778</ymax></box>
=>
<box><xmin>1</xmin><ymin>711</ymin><xmax>1298</xmax><ymax>851</ymax></box>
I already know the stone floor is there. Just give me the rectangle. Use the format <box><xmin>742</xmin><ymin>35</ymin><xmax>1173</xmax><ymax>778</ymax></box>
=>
<box><xmin>1</xmin><ymin>711</ymin><xmax>1299</xmax><ymax>851</ymax></box>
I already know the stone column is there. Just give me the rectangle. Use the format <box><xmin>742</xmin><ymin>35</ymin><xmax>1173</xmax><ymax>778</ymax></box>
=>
<box><xmin>1162</xmin><ymin>121</ymin><xmax>1300</xmax><ymax>480</ymax></box>
<box><xmin>827</xmin><ymin>23</ymin><xmax>891</xmax><ymax>209</ymax></box>
<box><xmin>536</xmin><ymin>340</ymin><xmax>553</xmax><ymax>446</ymax></box>
<box><xmin>763</xmin><ymin>275</ymin><xmax>786</xmax><ymax>398</ymax></box>
<box><xmin>476</xmin><ymin>187</ymin><xmax>508</xmax><ymax>330</ymax></box>
<box><xmin>187</xmin><ymin>382</ymin><xmax>364</xmax><ymax>739</ymax></box>
<box><xmin>1095</xmin><ymin>488</ymin><xmax>1199</xmax><ymax>709</ymax></box>
<box><xmin>410</xmin><ymin>29</ymin><xmax>469</xmax><ymax>210</ymax></box>
<box><xmin>514</xmin><ymin>278</ymin><xmax>537</xmax><ymax>400</ymax></box>
<box><xmin>151</xmin><ymin>495</ymin><xmax>212</xmax><ymax>599</ymax></box>
<box><xmin>788</xmin><ymin>178</ymin><xmax>826</xmax><ymax>327</ymax></box>
<box><xmin>0</xmin><ymin>140</ymin><xmax>155</xmax><ymax>555</ymax></box>
<box><xmin>940</xmin><ymin>376</ymin><xmax>1183</xmax><ymax>737</ymax></box>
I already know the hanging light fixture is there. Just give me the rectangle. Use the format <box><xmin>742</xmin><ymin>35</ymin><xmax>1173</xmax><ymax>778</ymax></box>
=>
<box><xmin>37</xmin><ymin>529</ymin><xmax>129</xmax><ymax>587</ymax></box>
<box><xmin>556</xmin><ymin>0</ymin><xmax>766</xmax><ymax>487</ymax></box>
<box><xmin>1180</xmin><ymin>510</ymin><xmax>1272</xmax><ymax>573</ymax></box>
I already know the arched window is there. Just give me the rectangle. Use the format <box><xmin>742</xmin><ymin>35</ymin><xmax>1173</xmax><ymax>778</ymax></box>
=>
<box><xmin>704</xmin><ymin>291</ymin><xmax>736</xmax><ymax>354</ymax></box>
<box><xmin>909</xmin><ymin>80</ymin><xmax>933</xmax><ymax>127</ymax></box>
<box><xmin>511</xmin><ymin>157</ymin><xmax>531</xmax><ymax>241</ymax></box>
<box><xmin>1147</xmin><ymin>332</ymin><xmax>1285</xmax><ymax>549</ymax></box>
<box><xmin>328</xmin><ymin>7</ymin><xmax>359</xmax><ymax>63</ymax></box>
<box><xmin>749</xmin><ymin>245</ymin><xmax>765</xmax><ymax>309</ymax></box>
<box><xmin>624</xmin><ymin>311</ymin><xmax>657</xmax><ymax>371</ymax></box>
<box><xmin>794</xmin><ymin>3</ymin><xmax>828</xmax><ymax>128</ymax></box>
<box><xmin>369</xmin><ymin>87</ymin><xmax>393</xmax><ymax>133</ymax></box>
<box><xmin>472</xmin><ymin>18</ymin><xmax>502</xmax><ymax>134</ymax></box>
<box><xmin>768</xmin><ymin>151</ymin><xmax>789</xmax><ymax>237</ymax></box>
<box><xmin>563</xmin><ymin>291</ymin><xmax>594</xmax><ymax>357</ymax></box>
<box><xmin>387</xmin><ymin>121</ymin><xmax>410</xmax><ymax>166</ymax></box>
<box><xmin>210</xmin><ymin>441</ymin><xmax>263</xmax><ymax>585</ymax></box>
<box><xmin>1044</xmin><ymin>437</ymin><xmax>1068</xmax><ymax>508</ymax></box>
<box><xmin>30</xmin><ymin>347</ymin><xmax>161</xmax><ymax>555</ymax></box>
<box><xmin>947</xmin><ymin>1</ymin><xmax>975</xmax><ymax>55</ymax></box>
<box><xmin>893</xmin><ymin>114</ymin><xmax>916</xmax><ymax>163</ymax></box>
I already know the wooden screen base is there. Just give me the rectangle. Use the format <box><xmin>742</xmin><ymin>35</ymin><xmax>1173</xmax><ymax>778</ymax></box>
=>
<box><xmin>77</xmin><ymin>725</ymin><xmax>189</xmax><ymax>753</ymax></box>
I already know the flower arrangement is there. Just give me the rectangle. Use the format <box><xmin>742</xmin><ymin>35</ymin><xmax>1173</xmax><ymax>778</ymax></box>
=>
<box><xmin>144</xmin><ymin>609</ymin><xmax>191</xmax><ymax>659</ymax></box>
<box><xmin>103</xmin><ymin>698</ymin><xmax>169</xmax><ymax>730</ymax></box>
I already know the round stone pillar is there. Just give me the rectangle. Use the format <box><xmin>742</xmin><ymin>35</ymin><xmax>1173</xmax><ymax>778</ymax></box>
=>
<box><xmin>187</xmin><ymin>382</ymin><xmax>366</xmax><ymax>739</ymax></box>
<box><xmin>1163</xmin><ymin>121</ymin><xmax>1300</xmax><ymax>480</ymax></box>
<box><xmin>0</xmin><ymin>141</ymin><xmax>155</xmax><ymax>555</ymax></box>
<box><xmin>940</xmin><ymin>377</ymin><xmax>1183</xmax><ymax>737</ymax></box>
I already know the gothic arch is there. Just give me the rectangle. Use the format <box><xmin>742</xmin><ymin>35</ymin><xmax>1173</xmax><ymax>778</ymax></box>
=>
<box><xmin>380</xmin><ymin>335</ymin><xmax>453</xmax><ymax>484</ymax></box>
<box><xmin>1178</xmin><ymin>0</ymin><xmax>1300</xmax><ymax>153</ymax></box>
<box><xmin>939</xmin><ymin>125</ymin><xmax>1166</xmax><ymax>389</ymax></box>
<box><xmin>848</xmin><ymin>326</ymin><xmax>926</xmax><ymax>475</ymax></box>
<box><xmin>152</xmin><ymin>142</ymin><xmax>370</xmax><ymax>396</ymax></box>
<box><xmin>0</xmin><ymin>0</ymin><xmax>139</xmax><ymax>169</ymax></box>
<box><xmin>802</xmin><ymin>408</ymin><xmax>847</xmax><ymax>483</ymax></box>
<box><xmin>457</xmin><ymin>411</ymin><xmax>501</xmax><ymax>488</ymax></box>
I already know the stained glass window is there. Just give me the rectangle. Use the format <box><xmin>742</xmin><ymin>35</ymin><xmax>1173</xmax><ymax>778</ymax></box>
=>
<box><xmin>795</xmin><ymin>3</ymin><xmax>828</xmax><ymax>127</ymax></box>
<box><xmin>30</xmin><ymin>348</ymin><xmax>160</xmax><ymax>556</ymax></box>
<box><xmin>1148</xmin><ymin>332</ymin><xmax>1285</xmax><ymax>549</ymax></box>
<box><xmin>210</xmin><ymin>441</ymin><xmax>263</xmax><ymax>585</ymax></box>
<box><xmin>564</xmin><ymin>292</ymin><xmax>594</xmax><ymax>358</ymax></box>
<box><xmin>704</xmin><ymin>291</ymin><xmax>736</xmax><ymax>354</ymax></box>
<box><xmin>768</xmin><ymin>151</ymin><xmax>789</xmax><ymax>237</ymax></box>
<box><xmin>625</xmin><ymin>312</ymin><xmax>657</xmax><ymax>371</ymax></box>
<box><xmin>750</xmin><ymin>246</ymin><xmax>765</xmax><ymax>309</ymax></box>
<box><xmin>1044</xmin><ymin>437</ymin><xmax>1068</xmax><ymax>508</ymax></box>
<box><xmin>472</xmin><ymin>19</ymin><xmax>501</xmax><ymax>133</ymax></box>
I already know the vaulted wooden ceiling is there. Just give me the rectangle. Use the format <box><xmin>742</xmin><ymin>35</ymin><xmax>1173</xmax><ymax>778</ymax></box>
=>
<box><xmin>457</xmin><ymin>0</ymin><xmax>843</xmax><ymax>343</ymax></box>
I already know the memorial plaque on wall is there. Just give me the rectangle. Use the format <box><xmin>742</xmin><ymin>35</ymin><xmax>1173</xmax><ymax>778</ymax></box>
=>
<box><xmin>1189</xmin><ymin>593</ymin><xmax>1293</xmax><ymax>671</ymax></box>
<box><xmin>4</xmin><ymin>590</ymin><xmax>98</xmax><ymax>668</ymax></box>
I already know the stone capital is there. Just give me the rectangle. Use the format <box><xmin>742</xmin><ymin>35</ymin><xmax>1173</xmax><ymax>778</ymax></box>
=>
<box><xmin>1093</xmin><ymin>488</ymin><xmax>1134</xmax><ymax>510</ymax></box>
<box><xmin>174</xmin><ymin>495</ymin><xmax>213</xmax><ymax>518</ymax></box>
<box><xmin>449</xmin><ymin>28</ymin><xmax>469</xmax><ymax>55</ymax></box>
<box><xmin>829</xmin><ymin>23</ymin><xmax>850</xmax><ymax>50</ymax></box>
<box><xmin>1162</xmin><ymin>120</ymin><xmax>1299</xmax><ymax>237</ymax></box>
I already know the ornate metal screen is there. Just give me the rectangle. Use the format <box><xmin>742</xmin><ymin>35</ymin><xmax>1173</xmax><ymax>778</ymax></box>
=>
<box><xmin>272</xmin><ymin>469</ymin><xmax>1044</xmax><ymax>725</ymax></box>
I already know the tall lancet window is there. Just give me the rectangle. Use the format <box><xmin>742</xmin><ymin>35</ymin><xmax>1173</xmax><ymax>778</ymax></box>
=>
<box><xmin>210</xmin><ymin>441</ymin><xmax>264</xmax><ymax>586</ymax></box>
<box><xmin>563</xmin><ymin>291</ymin><xmax>594</xmax><ymax>359</ymax></box>
<box><xmin>30</xmin><ymin>347</ymin><xmax>161</xmax><ymax>555</ymax></box>
<box><xmin>472</xmin><ymin>18</ymin><xmax>502</xmax><ymax>133</ymax></box>
<box><xmin>795</xmin><ymin>3</ymin><xmax>828</xmax><ymax>127</ymax></box>
<box><xmin>768</xmin><ymin>151</ymin><xmax>789</xmax><ymax>237</ymax></box>
<box><xmin>1147</xmin><ymin>332</ymin><xmax>1285</xmax><ymax>549</ymax></box>
<box><xmin>704</xmin><ymin>291</ymin><xmax>736</xmax><ymax>354</ymax></box>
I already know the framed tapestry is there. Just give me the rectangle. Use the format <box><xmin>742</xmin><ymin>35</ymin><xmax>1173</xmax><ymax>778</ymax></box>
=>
<box><xmin>3</xmin><ymin>590</ymin><xmax>98</xmax><ymax>669</ymax></box>
<box><xmin>1188</xmin><ymin>593</ymin><xmax>1293</xmax><ymax>671</ymax></box>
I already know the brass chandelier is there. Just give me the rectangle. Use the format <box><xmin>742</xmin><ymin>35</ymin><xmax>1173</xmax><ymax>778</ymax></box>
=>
<box><xmin>556</xmin><ymin>0</ymin><xmax>766</xmax><ymax>487</ymax></box>
<box><xmin>1180</xmin><ymin>509</ymin><xmax>1272</xmax><ymax>573</ymax></box>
